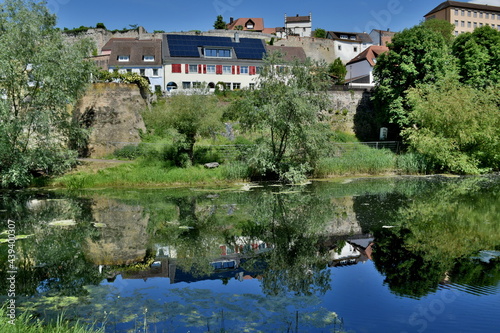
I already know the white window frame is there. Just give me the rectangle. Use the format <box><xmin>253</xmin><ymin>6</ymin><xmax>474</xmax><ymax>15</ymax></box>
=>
<box><xmin>240</xmin><ymin>66</ymin><xmax>249</xmax><ymax>74</ymax></box>
<box><xmin>143</xmin><ymin>55</ymin><xmax>155</xmax><ymax>62</ymax></box>
<box><xmin>189</xmin><ymin>64</ymin><xmax>198</xmax><ymax>73</ymax></box>
<box><xmin>223</xmin><ymin>66</ymin><xmax>232</xmax><ymax>74</ymax></box>
<box><xmin>207</xmin><ymin>65</ymin><xmax>216</xmax><ymax>74</ymax></box>
<box><xmin>204</xmin><ymin>48</ymin><xmax>232</xmax><ymax>58</ymax></box>
<box><xmin>118</xmin><ymin>55</ymin><xmax>130</xmax><ymax>62</ymax></box>
<box><xmin>152</xmin><ymin>68</ymin><xmax>159</xmax><ymax>76</ymax></box>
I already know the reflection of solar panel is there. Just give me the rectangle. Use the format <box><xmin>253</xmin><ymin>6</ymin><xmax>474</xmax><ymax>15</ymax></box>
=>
<box><xmin>166</xmin><ymin>35</ymin><xmax>266</xmax><ymax>59</ymax></box>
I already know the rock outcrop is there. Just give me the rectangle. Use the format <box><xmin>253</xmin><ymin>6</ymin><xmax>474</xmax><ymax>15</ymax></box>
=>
<box><xmin>73</xmin><ymin>83</ymin><xmax>147</xmax><ymax>158</ymax></box>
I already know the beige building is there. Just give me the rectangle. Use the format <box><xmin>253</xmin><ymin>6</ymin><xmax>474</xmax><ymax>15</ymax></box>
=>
<box><xmin>424</xmin><ymin>1</ymin><xmax>500</xmax><ymax>35</ymax></box>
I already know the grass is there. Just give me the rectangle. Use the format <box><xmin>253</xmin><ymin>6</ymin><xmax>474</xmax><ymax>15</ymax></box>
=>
<box><xmin>51</xmin><ymin>158</ymin><xmax>250</xmax><ymax>189</ymax></box>
<box><xmin>0</xmin><ymin>306</ymin><xmax>103</xmax><ymax>333</ymax></box>
<box><xmin>314</xmin><ymin>145</ymin><xmax>397</xmax><ymax>177</ymax></box>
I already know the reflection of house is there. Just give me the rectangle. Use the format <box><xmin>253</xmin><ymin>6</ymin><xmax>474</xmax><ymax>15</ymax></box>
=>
<box><xmin>328</xmin><ymin>236</ymin><xmax>374</xmax><ymax>267</ymax></box>
<box><xmin>369</xmin><ymin>29</ymin><xmax>395</xmax><ymax>46</ymax></box>
<box><xmin>285</xmin><ymin>13</ymin><xmax>312</xmax><ymax>37</ymax></box>
<box><xmin>326</xmin><ymin>31</ymin><xmax>373</xmax><ymax>64</ymax></box>
<box><xmin>103</xmin><ymin>38</ymin><xmax>164</xmax><ymax>93</ymax></box>
<box><xmin>345</xmin><ymin>45</ymin><xmax>389</xmax><ymax>88</ymax></box>
<box><xmin>162</xmin><ymin>33</ymin><xmax>266</xmax><ymax>92</ymax></box>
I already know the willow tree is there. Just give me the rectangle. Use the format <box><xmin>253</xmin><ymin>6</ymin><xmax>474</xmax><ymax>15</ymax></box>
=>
<box><xmin>0</xmin><ymin>0</ymin><xmax>95</xmax><ymax>187</ymax></box>
<box><xmin>232</xmin><ymin>52</ymin><xmax>332</xmax><ymax>183</ymax></box>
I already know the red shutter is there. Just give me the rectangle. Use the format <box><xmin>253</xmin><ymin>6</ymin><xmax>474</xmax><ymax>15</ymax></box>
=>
<box><xmin>185</xmin><ymin>64</ymin><xmax>189</xmax><ymax>73</ymax></box>
<box><xmin>216</xmin><ymin>65</ymin><xmax>223</xmax><ymax>74</ymax></box>
<box><xmin>250</xmin><ymin>66</ymin><xmax>256</xmax><ymax>75</ymax></box>
<box><xmin>232</xmin><ymin>66</ymin><xmax>235</xmax><ymax>74</ymax></box>
<box><xmin>237</xmin><ymin>66</ymin><xmax>240</xmax><ymax>74</ymax></box>
<box><xmin>198</xmin><ymin>64</ymin><xmax>202</xmax><ymax>73</ymax></box>
<box><xmin>203</xmin><ymin>65</ymin><xmax>207</xmax><ymax>74</ymax></box>
<box><xmin>172</xmin><ymin>64</ymin><xmax>181</xmax><ymax>73</ymax></box>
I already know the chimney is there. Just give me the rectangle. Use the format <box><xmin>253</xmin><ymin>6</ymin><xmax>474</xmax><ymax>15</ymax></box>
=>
<box><xmin>234</xmin><ymin>32</ymin><xmax>240</xmax><ymax>43</ymax></box>
<box><xmin>230</xmin><ymin>17</ymin><xmax>234</xmax><ymax>24</ymax></box>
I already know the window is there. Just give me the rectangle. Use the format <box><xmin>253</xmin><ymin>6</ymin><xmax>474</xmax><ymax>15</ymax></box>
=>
<box><xmin>340</xmin><ymin>34</ymin><xmax>348</xmax><ymax>39</ymax></box>
<box><xmin>454</xmin><ymin>9</ymin><xmax>458</xmax><ymax>16</ymax></box>
<box><xmin>207</xmin><ymin>65</ymin><xmax>216</xmax><ymax>74</ymax></box>
<box><xmin>118</xmin><ymin>55</ymin><xmax>130</xmax><ymax>62</ymax></box>
<box><xmin>492</xmin><ymin>24</ymin><xmax>496</xmax><ymax>29</ymax></box>
<box><xmin>193</xmin><ymin>82</ymin><xmax>202</xmax><ymax>89</ymax></box>
<box><xmin>140</xmin><ymin>69</ymin><xmax>145</xmax><ymax>76</ymax></box>
<box><xmin>338</xmin><ymin>45</ymin><xmax>342</xmax><ymax>51</ymax></box>
<box><xmin>461</xmin><ymin>21</ymin><xmax>465</xmax><ymax>27</ymax></box>
<box><xmin>153</xmin><ymin>69</ymin><xmax>159</xmax><ymax>76</ymax></box>
<box><xmin>240</xmin><ymin>66</ymin><xmax>249</xmax><ymax>74</ymax></box>
<box><xmin>486</xmin><ymin>13</ymin><xmax>489</xmax><ymax>19</ymax></box>
<box><xmin>468</xmin><ymin>21</ymin><xmax>471</xmax><ymax>28</ymax></box>
<box><xmin>249</xmin><ymin>83</ymin><xmax>255</xmax><ymax>90</ymax></box>
<box><xmin>224</xmin><ymin>82</ymin><xmax>231</xmax><ymax>90</ymax></box>
<box><xmin>454</xmin><ymin>20</ymin><xmax>458</xmax><ymax>26</ymax></box>
<box><xmin>468</xmin><ymin>11</ymin><xmax>471</xmax><ymax>17</ymax></box>
<box><xmin>461</xmin><ymin>10</ymin><xmax>465</xmax><ymax>16</ymax></box>
<box><xmin>350</xmin><ymin>36</ymin><xmax>356</xmax><ymax>40</ymax></box>
<box><xmin>474</xmin><ymin>12</ymin><xmax>477</xmax><ymax>18</ymax></box>
<box><xmin>246</xmin><ymin>23</ymin><xmax>254</xmax><ymax>29</ymax></box>
<box><xmin>474</xmin><ymin>22</ymin><xmax>477</xmax><ymax>28</ymax></box>
<box><xmin>143</xmin><ymin>55</ymin><xmax>154</xmax><ymax>62</ymax></box>
<box><xmin>479</xmin><ymin>12</ymin><xmax>483</xmax><ymax>18</ymax></box>
<box><xmin>189</xmin><ymin>64</ymin><xmax>198</xmax><ymax>73</ymax></box>
<box><xmin>354</xmin><ymin>46</ymin><xmax>358</xmax><ymax>52</ymax></box>
<box><xmin>480</xmin><ymin>23</ymin><xmax>483</xmax><ymax>27</ymax></box>
<box><xmin>223</xmin><ymin>66</ymin><xmax>232</xmax><ymax>74</ymax></box>
<box><xmin>182</xmin><ymin>82</ymin><xmax>191</xmax><ymax>89</ymax></box>
<box><xmin>232</xmin><ymin>83</ymin><xmax>241</xmax><ymax>90</ymax></box>
<box><xmin>204</xmin><ymin>48</ymin><xmax>231</xmax><ymax>58</ymax></box>
<box><xmin>454</xmin><ymin>31</ymin><xmax>458</xmax><ymax>36</ymax></box>
<box><xmin>126</xmin><ymin>69</ymin><xmax>132</xmax><ymax>73</ymax></box>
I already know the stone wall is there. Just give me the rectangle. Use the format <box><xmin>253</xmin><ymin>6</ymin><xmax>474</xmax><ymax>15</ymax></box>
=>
<box><xmin>274</xmin><ymin>36</ymin><xmax>338</xmax><ymax>63</ymax></box>
<box><xmin>325</xmin><ymin>89</ymin><xmax>377</xmax><ymax>141</ymax></box>
<box><xmin>73</xmin><ymin>83</ymin><xmax>147</xmax><ymax>158</ymax></box>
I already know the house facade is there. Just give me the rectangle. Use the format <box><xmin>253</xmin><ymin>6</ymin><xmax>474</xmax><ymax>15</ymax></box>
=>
<box><xmin>326</xmin><ymin>31</ymin><xmax>373</xmax><ymax>64</ymax></box>
<box><xmin>285</xmin><ymin>13</ymin><xmax>312</xmax><ymax>37</ymax></box>
<box><xmin>369</xmin><ymin>29</ymin><xmax>395</xmax><ymax>46</ymax></box>
<box><xmin>424</xmin><ymin>0</ymin><xmax>500</xmax><ymax>35</ymax></box>
<box><xmin>104</xmin><ymin>38</ymin><xmax>164</xmax><ymax>93</ymax></box>
<box><xmin>345</xmin><ymin>45</ymin><xmax>388</xmax><ymax>88</ymax></box>
<box><xmin>162</xmin><ymin>33</ymin><xmax>267</xmax><ymax>92</ymax></box>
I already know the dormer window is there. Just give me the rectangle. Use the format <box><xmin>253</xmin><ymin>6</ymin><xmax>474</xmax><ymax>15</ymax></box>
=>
<box><xmin>340</xmin><ymin>35</ymin><xmax>348</xmax><ymax>39</ymax></box>
<box><xmin>246</xmin><ymin>22</ymin><xmax>254</xmax><ymax>29</ymax></box>
<box><xmin>118</xmin><ymin>55</ymin><xmax>130</xmax><ymax>62</ymax></box>
<box><xmin>204</xmin><ymin>48</ymin><xmax>231</xmax><ymax>58</ymax></box>
<box><xmin>143</xmin><ymin>55</ymin><xmax>155</xmax><ymax>62</ymax></box>
<box><xmin>350</xmin><ymin>36</ymin><xmax>357</xmax><ymax>40</ymax></box>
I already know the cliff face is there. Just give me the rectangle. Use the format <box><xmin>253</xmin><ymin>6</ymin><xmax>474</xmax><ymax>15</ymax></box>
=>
<box><xmin>73</xmin><ymin>83</ymin><xmax>147</xmax><ymax>158</ymax></box>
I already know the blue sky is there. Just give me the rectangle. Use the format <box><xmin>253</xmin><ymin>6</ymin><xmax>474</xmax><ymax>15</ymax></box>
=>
<box><xmin>49</xmin><ymin>0</ymin><xmax>500</xmax><ymax>33</ymax></box>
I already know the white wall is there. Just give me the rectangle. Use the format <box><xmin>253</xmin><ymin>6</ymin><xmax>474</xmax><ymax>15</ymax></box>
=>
<box><xmin>345</xmin><ymin>60</ymin><xmax>373</xmax><ymax>83</ymax></box>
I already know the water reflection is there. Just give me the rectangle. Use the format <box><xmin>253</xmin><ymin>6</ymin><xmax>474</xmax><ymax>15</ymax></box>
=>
<box><xmin>0</xmin><ymin>175</ymin><xmax>499</xmax><ymax>331</ymax></box>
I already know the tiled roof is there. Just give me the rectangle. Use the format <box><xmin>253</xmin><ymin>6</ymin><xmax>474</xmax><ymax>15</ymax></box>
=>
<box><xmin>265</xmin><ymin>45</ymin><xmax>307</xmax><ymax>62</ymax></box>
<box><xmin>425</xmin><ymin>1</ymin><xmax>500</xmax><ymax>17</ymax></box>
<box><xmin>227</xmin><ymin>18</ymin><xmax>265</xmax><ymax>31</ymax></box>
<box><xmin>327</xmin><ymin>31</ymin><xmax>373</xmax><ymax>44</ymax></box>
<box><xmin>346</xmin><ymin>45</ymin><xmax>389</xmax><ymax>66</ymax></box>
<box><xmin>106</xmin><ymin>38</ymin><xmax>162</xmax><ymax>67</ymax></box>
<box><xmin>286</xmin><ymin>14</ymin><xmax>311</xmax><ymax>23</ymax></box>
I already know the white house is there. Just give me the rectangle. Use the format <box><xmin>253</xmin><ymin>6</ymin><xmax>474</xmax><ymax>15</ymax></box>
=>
<box><xmin>345</xmin><ymin>45</ymin><xmax>388</xmax><ymax>88</ymax></box>
<box><xmin>162</xmin><ymin>33</ymin><xmax>267</xmax><ymax>92</ymax></box>
<box><xmin>104</xmin><ymin>38</ymin><xmax>164</xmax><ymax>93</ymax></box>
<box><xmin>326</xmin><ymin>31</ymin><xmax>373</xmax><ymax>64</ymax></box>
<box><xmin>285</xmin><ymin>13</ymin><xmax>312</xmax><ymax>37</ymax></box>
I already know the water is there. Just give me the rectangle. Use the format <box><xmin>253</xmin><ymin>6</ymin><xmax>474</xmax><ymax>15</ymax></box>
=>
<box><xmin>1</xmin><ymin>175</ymin><xmax>499</xmax><ymax>332</ymax></box>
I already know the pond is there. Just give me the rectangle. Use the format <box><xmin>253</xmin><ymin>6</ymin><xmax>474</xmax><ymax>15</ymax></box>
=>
<box><xmin>1</xmin><ymin>175</ymin><xmax>500</xmax><ymax>332</ymax></box>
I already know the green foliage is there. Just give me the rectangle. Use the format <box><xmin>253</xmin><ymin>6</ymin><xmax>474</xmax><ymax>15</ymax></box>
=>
<box><xmin>95</xmin><ymin>70</ymin><xmax>150</xmax><ymax>93</ymax></box>
<box><xmin>372</xmin><ymin>23</ymin><xmax>456</xmax><ymax>129</ymax></box>
<box><xmin>0</xmin><ymin>0</ymin><xmax>96</xmax><ymax>188</ymax></box>
<box><xmin>314</xmin><ymin>28</ymin><xmax>327</xmax><ymax>38</ymax></box>
<box><xmin>328</xmin><ymin>57</ymin><xmax>347</xmax><ymax>84</ymax></box>
<box><xmin>395</xmin><ymin>152</ymin><xmax>431</xmax><ymax>175</ymax></box>
<box><xmin>95</xmin><ymin>22</ymin><xmax>106</xmax><ymax>29</ymax></box>
<box><xmin>452</xmin><ymin>25</ymin><xmax>500</xmax><ymax>88</ymax></box>
<box><xmin>421</xmin><ymin>19</ymin><xmax>455</xmax><ymax>44</ymax></box>
<box><xmin>213</xmin><ymin>15</ymin><xmax>227</xmax><ymax>29</ymax></box>
<box><xmin>231</xmin><ymin>53</ymin><xmax>332</xmax><ymax>182</ymax></box>
<box><xmin>404</xmin><ymin>77</ymin><xmax>500</xmax><ymax>174</ymax></box>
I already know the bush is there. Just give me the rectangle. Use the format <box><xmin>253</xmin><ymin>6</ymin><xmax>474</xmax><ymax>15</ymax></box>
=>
<box><xmin>396</xmin><ymin>152</ymin><xmax>432</xmax><ymax>175</ymax></box>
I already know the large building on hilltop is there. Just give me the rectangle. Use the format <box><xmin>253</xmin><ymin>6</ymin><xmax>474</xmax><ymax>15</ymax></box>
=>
<box><xmin>424</xmin><ymin>0</ymin><xmax>500</xmax><ymax>35</ymax></box>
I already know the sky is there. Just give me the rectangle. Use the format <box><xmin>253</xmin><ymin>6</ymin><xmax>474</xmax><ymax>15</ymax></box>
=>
<box><xmin>48</xmin><ymin>0</ymin><xmax>500</xmax><ymax>34</ymax></box>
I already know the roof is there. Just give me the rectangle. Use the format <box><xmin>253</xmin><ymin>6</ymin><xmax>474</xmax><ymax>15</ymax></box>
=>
<box><xmin>327</xmin><ymin>31</ymin><xmax>373</xmax><ymax>44</ymax></box>
<box><xmin>346</xmin><ymin>45</ymin><xmax>389</xmax><ymax>66</ymax></box>
<box><xmin>371</xmin><ymin>29</ymin><xmax>396</xmax><ymax>37</ymax></box>
<box><xmin>265</xmin><ymin>45</ymin><xmax>307</xmax><ymax>62</ymax></box>
<box><xmin>227</xmin><ymin>18</ymin><xmax>265</xmax><ymax>31</ymax></box>
<box><xmin>163</xmin><ymin>34</ymin><xmax>267</xmax><ymax>60</ymax></box>
<box><xmin>105</xmin><ymin>38</ymin><xmax>162</xmax><ymax>67</ymax></box>
<box><xmin>425</xmin><ymin>1</ymin><xmax>500</xmax><ymax>17</ymax></box>
<box><xmin>286</xmin><ymin>14</ymin><xmax>311</xmax><ymax>23</ymax></box>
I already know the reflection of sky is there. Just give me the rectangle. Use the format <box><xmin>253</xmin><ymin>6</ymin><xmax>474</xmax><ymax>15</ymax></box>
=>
<box><xmin>96</xmin><ymin>261</ymin><xmax>500</xmax><ymax>333</ymax></box>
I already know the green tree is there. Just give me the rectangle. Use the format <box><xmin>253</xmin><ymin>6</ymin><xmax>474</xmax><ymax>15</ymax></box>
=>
<box><xmin>403</xmin><ymin>77</ymin><xmax>500</xmax><ymax>174</ymax></box>
<box><xmin>452</xmin><ymin>25</ymin><xmax>500</xmax><ymax>88</ymax></box>
<box><xmin>0</xmin><ymin>0</ymin><xmax>95</xmax><ymax>188</ymax></box>
<box><xmin>328</xmin><ymin>57</ymin><xmax>347</xmax><ymax>84</ymax></box>
<box><xmin>95</xmin><ymin>22</ymin><xmax>106</xmax><ymax>29</ymax></box>
<box><xmin>231</xmin><ymin>53</ymin><xmax>332</xmax><ymax>183</ymax></box>
<box><xmin>372</xmin><ymin>23</ymin><xmax>456</xmax><ymax>131</ymax></box>
<box><xmin>159</xmin><ymin>94</ymin><xmax>224</xmax><ymax>166</ymax></box>
<box><xmin>421</xmin><ymin>19</ymin><xmax>455</xmax><ymax>44</ymax></box>
<box><xmin>314</xmin><ymin>28</ymin><xmax>326</xmax><ymax>38</ymax></box>
<box><xmin>213</xmin><ymin>15</ymin><xmax>227</xmax><ymax>29</ymax></box>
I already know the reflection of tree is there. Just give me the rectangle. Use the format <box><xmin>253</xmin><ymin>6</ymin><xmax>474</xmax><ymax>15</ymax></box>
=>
<box><xmin>371</xmin><ymin>176</ymin><xmax>500</xmax><ymax>298</ymax></box>
<box><xmin>0</xmin><ymin>192</ymin><xmax>102</xmax><ymax>297</ymax></box>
